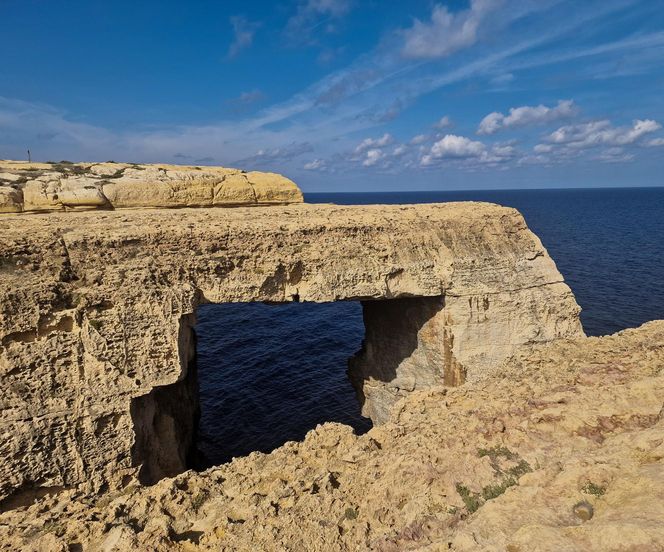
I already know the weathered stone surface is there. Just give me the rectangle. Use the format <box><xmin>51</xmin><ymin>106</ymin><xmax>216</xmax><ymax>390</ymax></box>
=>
<box><xmin>1</xmin><ymin>321</ymin><xmax>662</xmax><ymax>551</ymax></box>
<box><xmin>0</xmin><ymin>201</ymin><xmax>582</xmax><ymax>506</ymax></box>
<box><xmin>0</xmin><ymin>161</ymin><xmax>303</xmax><ymax>212</ymax></box>
<box><xmin>0</xmin><ymin>187</ymin><xmax>22</xmax><ymax>213</ymax></box>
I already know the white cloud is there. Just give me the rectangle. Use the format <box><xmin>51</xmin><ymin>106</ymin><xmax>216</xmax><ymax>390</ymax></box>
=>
<box><xmin>646</xmin><ymin>137</ymin><xmax>664</xmax><ymax>147</ymax></box>
<box><xmin>401</xmin><ymin>0</ymin><xmax>499</xmax><ymax>59</ymax></box>
<box><xmin>354</xmin><ymin>133</ymin><xmax>393</xmax><ymax>154</ymax></box>
<box><xmin>410</xmin><ymin>134</ymin><xmax>428</xmax><ymax>145</ymax></box>
<box><xmin>595</xmin><ymin>147</ymin><xmax>634</xmax><ymax>163</ymax></box>
<box><xmin>478</xmin><ymin>100</ymin><xmax>577</xmax><ymax>135</ymax></box>
<box><xmin>420</xmin><ymin>134</ymin><xmax>519</xmax><ymax>168</ymax></box>
<box><xmin>533</xmin><ymin>143</ymin><xmax>554</xmax><ymax>153</ymax></box>
<box><xmin>391</xmin><ymin>145</ymin><xmax>408</xmax><ymax>156</ymax></box>
<box><xmin>434</xmin><ymin>115</ymin><xmax>452</xmax><ymax>129</ymax></box>
<box><xmin>303</xmin><ymin>158</ymin><xmax>327</xmax><ymax>170</ymax></box>
<box><xmin>518</xmin><ymin>154</ymin><xmax>551</xmax><ymax>166</ymax></box>
<box><xmin>429</xmin><ymin>134</ymin><xmax>486</xmax><ymax>158</ymax></box>
<box><xmin>227</xmin><ymin>16</ymin><xmax>261</xmax><ymax>59</ymax></box>
<box><xmin>362</xmin><ymin>148</ymin><xmax>384</xmax><ymax>167</ymax></box>
<box><xmin>546</xmin><ymin>119</ymin><xmax>661</xmax><ymax>148</ymax></box>
<box><xmin>477</xmin><ymin>112</ymin><xmax>504</xmax><ymax>136</ymax></box>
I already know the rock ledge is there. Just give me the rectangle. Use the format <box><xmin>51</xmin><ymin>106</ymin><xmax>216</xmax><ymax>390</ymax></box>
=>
<box><xmin>0</xmin><ymin>160</ymin><xmax>303</xmax><ymax>213</ymax></box>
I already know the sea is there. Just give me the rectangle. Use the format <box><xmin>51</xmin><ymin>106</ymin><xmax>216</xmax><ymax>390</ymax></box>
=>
<box><xmin>195</xmin><ymin>187</ymin><xmax>664</xmax><ymax>467</ymax></box>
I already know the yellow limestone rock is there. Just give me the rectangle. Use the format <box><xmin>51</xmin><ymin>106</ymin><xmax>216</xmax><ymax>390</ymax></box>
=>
<box><xmin>0</xmin><ymin>160</ymin><xmax>304</xmax><ymax>212</ymax></box>
<box><xmin>0</xmin><ymin>321</ymin><xmax>662</xmax><ymax>551</ymax></box>
<box><xmin>0</xmin><ymin>201</ymin><xmax>583</xmax><ymax>506</ymax></box>
<box><xmin>245</xmin><ymin>170</ymin><xmax>304</xmax><ymax>203</ymax></box>
<box><xmin>213</xmin><ymin>173</ymin><xmax>256</xmax><ymax>205</ymax></box>
<box><xmin>0</xmin><ymin>187</ymin><xmax>22</xmax><ymax>213</ymax></box>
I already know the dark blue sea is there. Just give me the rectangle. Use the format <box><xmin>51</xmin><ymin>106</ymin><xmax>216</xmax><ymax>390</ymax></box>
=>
<box><xmin>196</xmin><ymin>188</ymin><xmax>664</xmax><ymax>466</ymax></box>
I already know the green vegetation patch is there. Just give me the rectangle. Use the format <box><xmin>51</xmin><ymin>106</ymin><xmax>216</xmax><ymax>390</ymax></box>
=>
<box><xmin>455</xmin><ymin>483</ymin><xmax>482</xmax><ymax>514</ymax></box>
<box><xmin>455</xmin><ymin>447</ymin><xmax>535</xmax><ymax>514</ymax></box>
<box><xmin>582</xmin><ymin>482</ymin><xmax>606</xmax><ymax>497</ymax></box>
<box><xmin>344</xmin><ymin>507</ymin><xmax>358</xmax><ymax>520</ymax></box>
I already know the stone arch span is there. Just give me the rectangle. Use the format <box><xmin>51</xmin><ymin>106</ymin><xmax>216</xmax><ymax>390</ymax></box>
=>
<box><xmin>0</xmin><ymin>202</ymin><xmax>583</xmax><ymax>502</ymax></box>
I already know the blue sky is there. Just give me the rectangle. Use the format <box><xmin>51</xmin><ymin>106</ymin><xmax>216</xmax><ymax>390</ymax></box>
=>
<box><xmin>2</xmin><ymin>0</ymin><xmax>664</xmax><ymax>191</ymax></box>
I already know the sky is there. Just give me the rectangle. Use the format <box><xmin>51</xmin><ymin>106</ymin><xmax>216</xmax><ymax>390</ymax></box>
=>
<box><xmin>1</xmin><ymin>0</ymin><xmax>664</xmax><ymax>191</ymax></box>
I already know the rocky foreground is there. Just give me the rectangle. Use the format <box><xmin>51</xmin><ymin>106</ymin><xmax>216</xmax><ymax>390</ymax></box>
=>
<box><xmin>1</xmin><ymin>321</ymin><xmax>662</xmax><ymax>551</ymax></box>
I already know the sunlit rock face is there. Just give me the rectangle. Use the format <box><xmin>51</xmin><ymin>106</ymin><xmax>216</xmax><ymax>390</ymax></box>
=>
<box><xmin>0</xmin><ymin>200</ymin><xmax>582</xmax><ymax>502</ymax></box>
<box><xmin>0</xmin><ymin>160</ymin><xmax>303</xmax><ymax>212</ymax></box>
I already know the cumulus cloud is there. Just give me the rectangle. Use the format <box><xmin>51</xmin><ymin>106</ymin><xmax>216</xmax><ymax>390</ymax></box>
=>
<box><xmin>401</xmin><ymin>0</ymin><xmax>498</xmax><ymax>59</ymax></box>
<box><xmin>546</xmin><ymin>119</ymin><xmax>661</xmax><ymax>148</ymax></box>
<box><xmin>354</xmin><ymin>133</ymin><xmax>393</xmax><ymax>154</ymax></box>
<box><xmin>420</xmin><ymin>134</ymin><xmax>517</xmax><ymax>168</ymax></box>
<box><xmin>647</xmin><ymin>137</ymin><xmax>664</xmax><ymax>147</ymax></box>
<box><xmin>428</xmin><ymin>134</ymin><xmax>486</xmax><ymax>158</ymax></box>
<box><xmin>410</xmin><ymin>134</ymin><xmax>428</xmax><ymax>145</ymax></box>
<box><xmin>362</xmin><ymin>148</ymin><xmax>384</xmax><ymax>167</ymax></box>
<box><xmin>478</xmin><ymin>100</ymin><xmax>577</xmax><ymax>135</ymax></box>
<box><xmin>303</xmin><ymin>158</ymin><xmax>327</xmax><ymax>170</ymax></box>
<box><xmin>227</xmin><ymin>16</ymin><xmax>261</xmax><ymax>59</ymax></box>
<box><xmin>434</xmin><ymin>115</ymin><xmax>452</xmax><ymax>129</ymax></box>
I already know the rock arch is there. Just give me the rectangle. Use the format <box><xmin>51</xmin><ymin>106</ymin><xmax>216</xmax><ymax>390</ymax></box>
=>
<box><xmin>0</xmin><ymin>201</ymin><xmax>582</xmax><ymax>502</ymax></box>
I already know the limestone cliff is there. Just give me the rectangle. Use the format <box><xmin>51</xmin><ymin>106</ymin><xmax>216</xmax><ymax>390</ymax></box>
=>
<box><xmin>0</xmin><ymin>201</ymin><xmax>582</xmax><ymax>505</ymax></box>
<box><xmin>0</xmin><ymin>161</ymin><xmax>303</xmax><ymax>212</ymax></box>
<box><xmin>1</xmin><ymin>321</ymin><xmax>662</xmax><ymax>551</ymax></box>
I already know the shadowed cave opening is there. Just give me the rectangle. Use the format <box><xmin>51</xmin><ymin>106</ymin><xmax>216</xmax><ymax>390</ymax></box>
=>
<box><xmin>194</xmin><ymin>301</ymin><xmax>373</xmax><ymax>468</ymax></box>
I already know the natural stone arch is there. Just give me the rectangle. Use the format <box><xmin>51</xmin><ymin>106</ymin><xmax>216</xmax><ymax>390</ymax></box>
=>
<box><xmin>0</xmin><ymin>202</ymin><xmax>583</xmax><ymax>502</ymax></box>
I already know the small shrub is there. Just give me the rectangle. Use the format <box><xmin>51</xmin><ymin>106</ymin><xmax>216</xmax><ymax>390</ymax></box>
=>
<box><xmin>344</xmin><ymin>507</ymin><xmax>358</xmax><ymax>520</ymax></box>
<box><xmin>192</xmin><ymin>491</ymin><xmax>208</xmax><ymax>511</ymax></box>
<box><xmin>582</xmin><ymin>482</ymin><xmax>606</xmax><ymax>497</ymax></box>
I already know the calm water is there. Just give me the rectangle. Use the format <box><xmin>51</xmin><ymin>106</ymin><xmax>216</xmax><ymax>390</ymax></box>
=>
<box><xmin>196</xmin><ymin>187</ymin><xmax>664</xmax><ymax>466</ymax></box>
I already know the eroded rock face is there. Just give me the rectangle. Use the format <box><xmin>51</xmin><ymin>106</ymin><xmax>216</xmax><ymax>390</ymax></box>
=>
<box><xmin>0</xmin><ymin>160</ymin><xmax>303</xmax><ymax>212</ymax></box>
<box><xmin>0</xmin><ymin>201</ymin><xmax>582</xmax><ymax>504</ymax></box>
<box><xmin>1</xmin><ymin>321</ymin><xmax>662</xmax><ymax>551</ymax></box>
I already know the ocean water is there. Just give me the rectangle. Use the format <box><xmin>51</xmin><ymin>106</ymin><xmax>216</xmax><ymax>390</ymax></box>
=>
<box><xmin>196</xmin><ymin>187</ymin><xmax>664</xmax><ymax>466</ymax></box>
